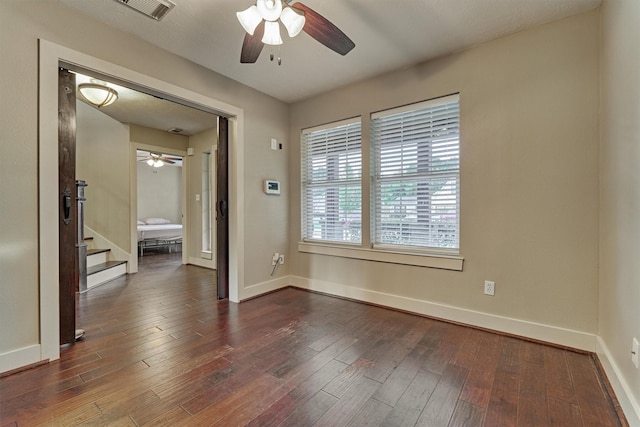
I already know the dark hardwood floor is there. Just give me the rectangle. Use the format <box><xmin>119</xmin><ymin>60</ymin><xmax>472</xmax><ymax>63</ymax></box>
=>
<box><xmin>0</xmin><ymin>252</ymin><xmax>626</xmax><ymax>426</ymax></box>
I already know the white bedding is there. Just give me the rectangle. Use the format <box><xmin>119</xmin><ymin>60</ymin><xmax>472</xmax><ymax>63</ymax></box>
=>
<box><xmin>137</xmin><ymin>223</ymin><xmax>183</xmax><ymax>242</ymax></box>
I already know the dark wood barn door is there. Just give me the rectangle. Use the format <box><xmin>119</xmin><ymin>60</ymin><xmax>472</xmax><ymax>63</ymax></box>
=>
<box><xmin>216</xmin><ymin>117</ymin><xmax>229</xmax><ymax>300</ymax></box>
<box><xmin>58</xmin><ymin>68</ymin><xmax>77</xmax><ymax>345</ymax></box>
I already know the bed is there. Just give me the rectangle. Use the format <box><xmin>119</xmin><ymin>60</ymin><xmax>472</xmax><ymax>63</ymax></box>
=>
<box><xmin>137</xmin><ymin>218</ymin><xmax>182</xmax><ymax>256</ymax></box>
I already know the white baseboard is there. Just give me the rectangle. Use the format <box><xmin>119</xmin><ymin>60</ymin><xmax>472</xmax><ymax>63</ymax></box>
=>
<box><xmin>596</xmin><ymin>337</ymin><xmax>640</xmax><ymax>426</ymax></box>
<box><xmin>241</xmin><ymin>275</ymin><xmax>291</xmax><ymax>301</ymax></box>
<box><xmin>187</xmin><ymin>257</ymin><xmax>215</xmax><ymax>269</ymax></box>
<box><xmin>0</xmin><ymin>344</ymin><xmax>41</xmax><ymax>375</ymax></box>
<box><xmin>289</xmin><ymin>276</ymin><xmax>597</xmax><ymax>352</ymax></box>
<box><xmin>87</xmin><ymin>264</ymin><xmax>127</xmax><ymax>289</ymax></box>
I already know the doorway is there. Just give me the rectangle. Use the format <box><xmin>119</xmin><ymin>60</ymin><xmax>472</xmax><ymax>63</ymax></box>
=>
<box><xmin>40</xmin><ymin>40</ymin><xmax>244</xmax><ymax>362</ymax></box>
<box><xmin>135</xmin><ymin>149</ymin><xmax>185</xmax><ymax>260</ymax></box>
<box><xmin>59</xmin><ymin>68</ymin><xmax>229</xmax><ymax>345</ymax></box>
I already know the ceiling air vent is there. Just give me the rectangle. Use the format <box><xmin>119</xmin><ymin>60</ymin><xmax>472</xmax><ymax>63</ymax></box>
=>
<box><xmin>114</xmin><ymin>0</ymin><xmax>175</xmax><ymax>21</ymax></box>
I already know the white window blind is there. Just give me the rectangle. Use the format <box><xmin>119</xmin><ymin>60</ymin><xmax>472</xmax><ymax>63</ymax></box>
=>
<box><xmin>372</xmin><ymin>94</ymin><xmax>460</xmax><ymax>251</ymax></box>
<box><xmin>301</xmin><ymin>118</ymin><xmax>362</xmax><ymax>244</ymax></box>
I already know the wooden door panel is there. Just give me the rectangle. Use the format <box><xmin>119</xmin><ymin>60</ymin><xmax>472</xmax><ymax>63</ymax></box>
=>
<box><xmin>216</xmin><ymin>117</ymin><xmax>229</xmax><ymax>300</ymax></box>
<box><xmin>58</xmin><ymin>68</ymin><xmax>77</xmax><ymax>345</ymax></box>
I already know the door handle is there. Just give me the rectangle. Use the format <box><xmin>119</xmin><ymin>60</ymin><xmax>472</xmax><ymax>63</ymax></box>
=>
<box><xmin>218</xmin><ymin>200</ymin><xmax>227</xmax><ymax>219</ymax></box>
<box><xmin>62</xmin><ymin>187</ymin><xmax>72</xmax><ymax>225</ymax></box>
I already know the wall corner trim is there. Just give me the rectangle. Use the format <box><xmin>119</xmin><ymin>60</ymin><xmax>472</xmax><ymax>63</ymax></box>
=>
<box><xmin>596</xmin><ymin>337</ymin><xmax>640</xmax><ymax>426</ymax></box>
<box><xmin>240</xmin><ymin>275</ymin><xmax>291</xmax><ymax>302</ymax></box>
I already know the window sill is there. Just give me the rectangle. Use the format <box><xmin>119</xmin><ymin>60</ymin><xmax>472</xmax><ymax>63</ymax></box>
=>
<box><xmin>297</xmin><ymin>242</ymin><xmax>464</xmax><ymax>271</ymax></box>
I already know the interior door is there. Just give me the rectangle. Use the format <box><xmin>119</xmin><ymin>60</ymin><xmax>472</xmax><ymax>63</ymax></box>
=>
<box><xmin>216</xmin><ymin>117</ymin><xmax>229</xmax><ymax>299</ymax></box>
<box><xmin>58</xmin><ymin>68</ymin><xmax>77</xmax><ymax>345</ymax></box>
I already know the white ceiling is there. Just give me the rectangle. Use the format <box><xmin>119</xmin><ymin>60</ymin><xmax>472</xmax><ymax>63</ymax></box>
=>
<box><xmin>76</xmin><ymin>73</ymin><xmax>216</xmax><ymax>135</ymax></box>
<box><xmin>60</xmin><ymin>0</ymin><xmax>601</xmax><ymax>105</ymax></box>
<box><xmin>66</xmin><ymin>0</ymin><xmax>602</xmax><ymax>135</ymax></box>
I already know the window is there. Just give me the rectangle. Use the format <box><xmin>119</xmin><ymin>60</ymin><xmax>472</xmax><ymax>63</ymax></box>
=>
<box><xmin>201</xmin><ymin>151</ymin><xmax>213</xmax><ymax>254</ymax></box>
<box><xmin>301</xmin><ymin>118</ymin><xmax>362</xmax><ymax>244</ymax></box>
<box><xmin>371</xmin><ymin>94</ymin><xmax>460</xmax><ymax>252</ymax></box>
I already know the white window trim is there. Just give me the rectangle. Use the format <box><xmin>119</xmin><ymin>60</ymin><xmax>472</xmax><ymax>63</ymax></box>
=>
<box><xmin>298</xmin><ymin>95</ymin><xmax>464</xmax><ymax>271</ymax></box>
<box><xmin>370</xmin><ymin>94</ymin><xmax>460</xmax><ymax>119</ymax></box>
<box><xmin>303</xmin><ymin>116</ymin><xmax>361</xmax><ymax>134</ymax></box>
<box><xmin>298</xmin><ymin>241</ymin><xmax>463</xmax><ymax>271</ymax></box>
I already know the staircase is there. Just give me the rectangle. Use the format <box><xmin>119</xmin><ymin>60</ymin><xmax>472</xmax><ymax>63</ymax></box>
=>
<box><xmin>85</xmin><ymin>248</ymin><xmax>127</xmax><ymax>291</ymax></box>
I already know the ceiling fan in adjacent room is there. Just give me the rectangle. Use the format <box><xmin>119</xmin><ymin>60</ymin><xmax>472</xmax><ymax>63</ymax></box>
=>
<box><xmin>237</xmin><ymin>0</ymin><xmax>355</xmax><ymax>64</ymax></box>
<box><xmin>137</xmin><ymin>151</ymin><xmax>181</xmax><ymax>168</ymax></box>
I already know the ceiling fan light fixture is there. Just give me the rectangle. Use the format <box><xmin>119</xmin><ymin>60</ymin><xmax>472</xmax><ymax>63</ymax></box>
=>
<box><xmin>146</xmin><ymin>159</ymin><xmax>155</xmax><ymax>166</ymax></box>
<box><xmin>262</xmin><ymin>21</ymin><xmax>283</xmax><ymax>45</ymax></box>
<box><xmin>256</xmin><ymin>0</ymin><xmax>282</xmax><ymax>21</ymax></box>
<box><xmin>153</xmin><ymin>160</ymin><xmax>164</xmax><ymax>168</ymax></box>
<box><xmin>236</xmin><ymin>5</ymin><xmax>262</xmax><ymax>35</ymax></box>
<box><xmin>78</xmin><ymin>80</ymin><xmax>118</xmax><ymax>108</ymax></box>
<box><xmin>280</xmin><ymin>6</ymin><xmax>305</xmax><ymax>37</ymax></box>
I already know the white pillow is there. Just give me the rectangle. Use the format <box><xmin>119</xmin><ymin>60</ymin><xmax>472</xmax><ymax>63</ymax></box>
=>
<box><xmin>137</xmin><ymin>220</ymin><xmax>146</xmax><ymax>225</ymax></box>
<box><xmin>143</xmin><ymin>217</ymin><xmax>171</xmax><ymax>225</ymax></box>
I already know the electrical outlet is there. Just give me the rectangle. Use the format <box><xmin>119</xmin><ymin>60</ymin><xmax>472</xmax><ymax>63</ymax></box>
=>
<box><xmin>278</xmin><ymin>254</ymin><xmax>285</xmax><ymax>265</ymax></box>
<box><xmin>272</xmin><ymin>253</ymin><xmax>279</xmax><ymax>266</ymax></box>
<box><xmin>632</xmin><ymin>338</ymin><xmax>639</xmax><ymax>369</ymax></box>
<box><xmin>484</xmin><ymin>280</ymin><xmax>495</xmax><ymax>296</ymax></box>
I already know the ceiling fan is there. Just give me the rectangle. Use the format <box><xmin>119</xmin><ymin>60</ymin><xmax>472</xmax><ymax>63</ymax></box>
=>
<box><xmin>237</xmin><ymin>0</ymin><xmax>355</xmax><ymax>64</ymax></box>
<box><xmin>137</xmin><ymin>152</ymin><xmax>181</xmax><ymax>168</ymax></box>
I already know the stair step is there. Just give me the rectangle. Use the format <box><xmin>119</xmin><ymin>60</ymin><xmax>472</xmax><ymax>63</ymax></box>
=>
<box><xmin>87</xmin><ymin>260</ymin><xmax>126</xmax><ymax>276</ymax></box>
<box><xmin>86</xmin><ymin>261</ymin><xmax>127</xmax><ymax>291</ymax></box>
<box><xmin>87</xmin><ymin>248</ymin><xmax>110</xmax><ymax>256</ymax></box>
<box><xmin>84</xmin><ymin>236</ymin><xmax>95</xmax><ymax>250</ymax></box>
<box><xmin>87</xmin><ymin>249</ymin><xmax>111</xmax><ymax>268</ymax></box>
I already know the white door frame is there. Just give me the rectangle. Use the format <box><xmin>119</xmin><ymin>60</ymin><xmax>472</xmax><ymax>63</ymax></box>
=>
<box><xmin>38</xmin><ymin>40</ymin><xmax>245</xmax><ymax>364</ymax></box>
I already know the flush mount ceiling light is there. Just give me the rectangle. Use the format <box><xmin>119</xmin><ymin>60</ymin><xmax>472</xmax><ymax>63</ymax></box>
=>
<box><xmin>237</xmin><ymin>0</ymin><xmax>354</xmax><ymax>65</ymax></box>
<box><xmin>77</xmin><ymin>79</ymin><xmax>119</xmax><ymax>108</ymax></box>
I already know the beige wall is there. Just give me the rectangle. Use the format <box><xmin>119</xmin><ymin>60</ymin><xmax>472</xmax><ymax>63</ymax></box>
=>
<box><xmin>289</xmin><ymin>11</ymin><xmax>600</xmax><ymax>337</ymax></box>
<box><xmin>240</xmin><ymin>110</ymin><xmax>290</xmax><ymax>288</ymax></box>
<box><xmin>77</xmin><ymin>101</ymin><xmax>131</xmax><ymax>252</ymax></box>
<box><xmin>130</xmin><ymin>125</ymin><xmax>189</xmax><ymax>153</ymax></box>
<box><xmin>0</xmin><ymin>0</ymin><xmax>288</xmax><ymax>369</ymax></box>
<box><xmin>0</xmin><ymin>3</ymin><xmax>40</xmax><ymax>356</ymax></box>
<box><xmin>244</xmin><ymin>128</ymin><xmax>290</xmax><ymax>286</ymax></box>
<box><xmin>187</xmin><ymin>127</ymin><xmax>217</xmax><ymax>267</ymax></box>
<box><xmin>137</xmin><ymin>162</ymin><xmax>182</xmax><ymax>224</ymax></box>
<box><xmin>600</xmin><ymin>0</ymin><xmax>640</xmax><ymax>421</ymax></box>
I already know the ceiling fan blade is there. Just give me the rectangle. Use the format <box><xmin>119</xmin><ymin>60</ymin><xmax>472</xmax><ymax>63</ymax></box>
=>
<box><xmin>292</xmin><ymin>3</ymin><xmax>355</xmax><ymax>56</ymax></box>
<box><xmin>240</xmin><ymin>21</ymin><xmax>265</xmax><ymax>63</ymax></box>
<box><xmin>163</xmin><ymin>158</ymin><xmax>176</xmax><ymax>164</ymax></box>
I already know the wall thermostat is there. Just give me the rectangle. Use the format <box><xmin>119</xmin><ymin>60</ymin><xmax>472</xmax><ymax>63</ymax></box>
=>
<box><xmin>264</xmin><ymin>180</ymin><xmax>281</xmax><ymax>195</ymax></box>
